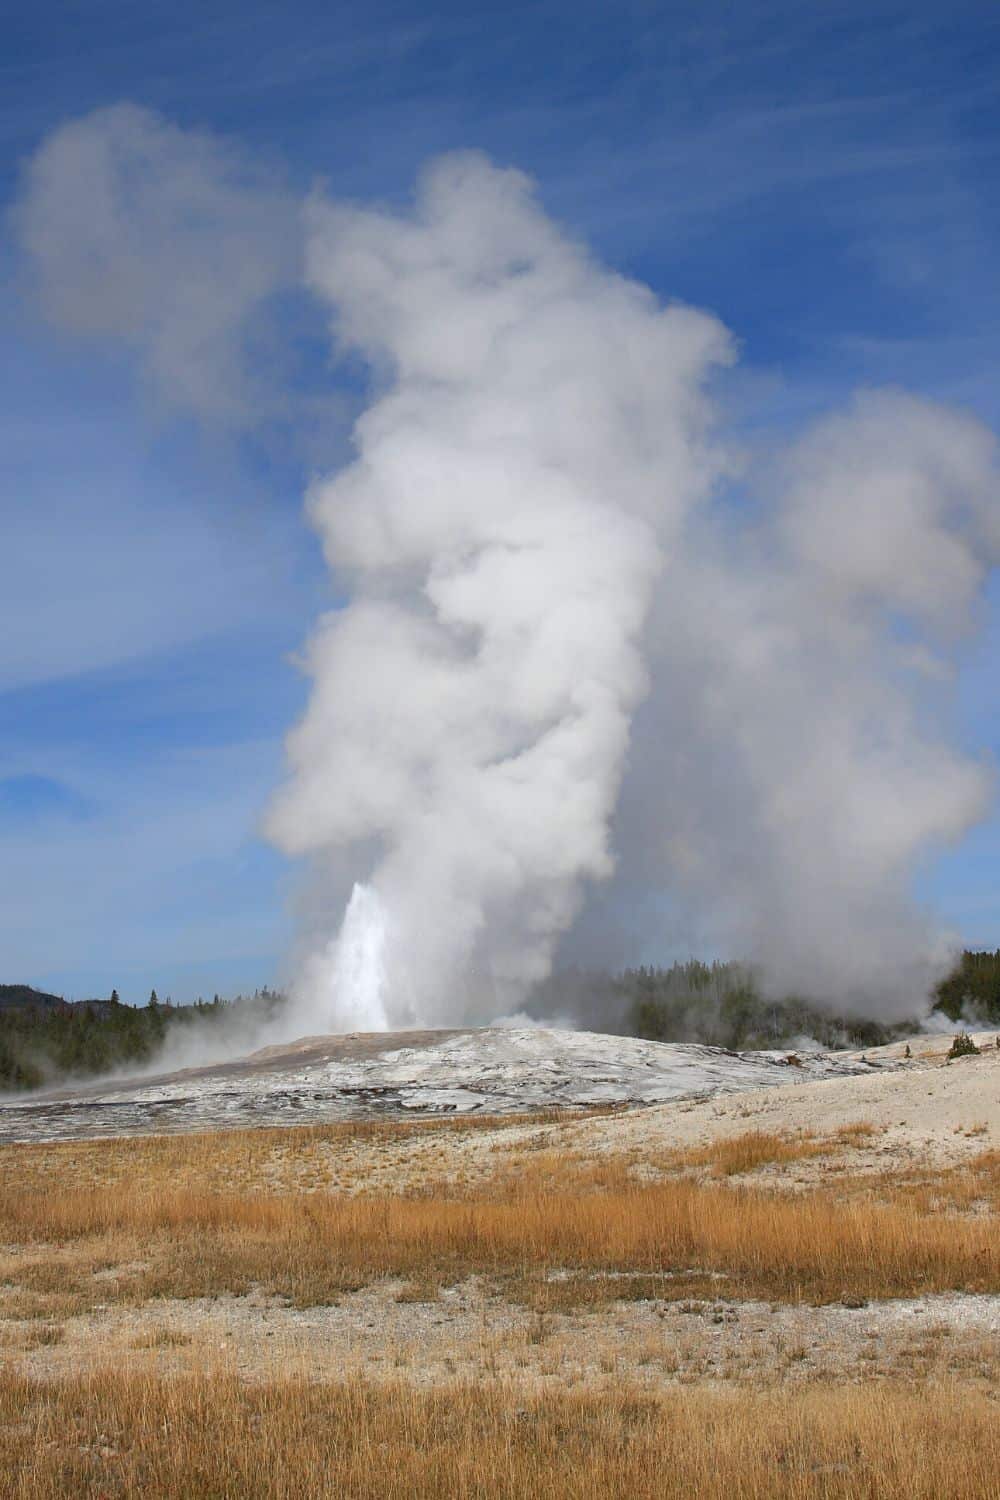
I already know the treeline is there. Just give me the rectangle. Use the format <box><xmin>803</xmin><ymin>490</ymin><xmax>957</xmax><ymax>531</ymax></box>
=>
<box><xmin>933</xmin><ymin>949</ymin><xmax>1000</xmax><ymax>1023</ymax></box>
<box><xmin>0</xmin><ymin>986</ymin><xmax>284</xmax><ymax>1093</ymax></box>
<box><xmin>618</xmin><ymin>961</ymin><xmax>909</xmax><ymax>1051</ymax></box>
<box><xmin>619</xmin><ymin>949</ymin><xmax>1000</xmax><ymax>1047</ymax></box>
<box><xmin>3</xmin><ymin>949</ymin><xmax>997</xmax><ymax>1095</ymax></box>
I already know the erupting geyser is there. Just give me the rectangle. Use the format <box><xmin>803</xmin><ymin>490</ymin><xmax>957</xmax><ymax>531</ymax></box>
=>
<box><xmin>11</xmin><ymin>111</ymin><xmax>1000</xmax><ymax>1038</ymax></box>
<box><xmin>296</xmin><ymin>883</ymin><xmax>389</xmax><ymax>1033</ymax></box>
<box><xmin>264</xmin><ymin>154</ymin><xmax>1000</xmax><ymax>1033</ymax></box>
<box><xmin>267</xmin><ymin>153</ymin><xmax>732</xmax><ymax>1030</ymax></box>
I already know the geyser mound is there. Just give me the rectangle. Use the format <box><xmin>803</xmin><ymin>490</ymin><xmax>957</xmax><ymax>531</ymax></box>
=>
<box><xmin>0</xmin><ymin>1025</ymin><xmax>901</xmax><ymax>1144</ymax></box>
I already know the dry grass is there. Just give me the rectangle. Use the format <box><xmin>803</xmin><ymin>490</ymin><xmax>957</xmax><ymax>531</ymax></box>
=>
<box><xmin>871</xmin><ymin>1149</ymin><xmax>1000</xmax><ymax>1216</ymax></box>
<box><xmin>1</xmin><ymin>1370</ymin><xmax>999</xmax><ymax>1498</ymax></box>
<box><xmin>1</xmin><ymin>1123</ymin><xmax>999</xmax><ymax>1326</ymax></box>
<box><xmin>2</xmin><ymin>1119</ymin><xmax>1000</xmax><ymax>1494</ymax></box>
<box><xmin>0</xmin><ymin>1322</ymin><xmax>64</xmax><ymax>1349</ymax></box>
<box><xmin>130</xmin><ymin>1328</ymin><xmax>192</xmax><ymax>1349</ymax></box>
<box><xmin>0</xmin><ymin>1114</ymin><xmax>904</xmax><ymax>1210</ymax></box>
<box><xmin>670</xmin><ymin>1129</ymin><xmax>830</xmax><ymax>1176</ymax></box>
<box><xmin>2</xmin><ymin>1149</ymin><xmax>1000</xmax><ymax>1314</ymax></box>
<box><xmin>0</xmin><ymin>1113</ymin><xmax>597</xmax><ymax>1199</ymax></box>
<box><xmin>831</xmin><ymin>1121</ymin><xmax>879</xmax><ymax>1144</ymax></box>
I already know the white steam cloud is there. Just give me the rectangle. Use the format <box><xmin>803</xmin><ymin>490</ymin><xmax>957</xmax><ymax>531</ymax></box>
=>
<box><xmin>266</xmin><ymin>155</ymin><xmax>734</xmax><ymax>1027</ymax></box>
<box><xmin>267</xmin><ymin>157</ymin><xmax>999</xmax><ymax>1029</ymax></box>
<box><xmin>611</xmin><ymin>389</ymin><xmax>1000</xmax><ymax>1016</ymax></box>
<box><xmin>15</xmin><ymin>111</ymin><xmax>1000</xmax><ymax>1031</ymax></box>
<box><xmin>13</xmin><ymin>104</ymin><xmax>298</xmax><ymax>426</ymax></box>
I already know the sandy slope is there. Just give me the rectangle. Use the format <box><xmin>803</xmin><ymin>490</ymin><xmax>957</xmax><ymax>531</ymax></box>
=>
<box><xmin>566</xmin><ymin>1028</ymin><xmax>1000</xmax><ymax>1178</ymax></box>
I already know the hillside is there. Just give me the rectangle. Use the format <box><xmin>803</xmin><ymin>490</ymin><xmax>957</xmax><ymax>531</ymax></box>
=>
<box><xmin>0</xmin><ymin>984</ymin><xmax>67</xmax><ymax>1012</ymax></box>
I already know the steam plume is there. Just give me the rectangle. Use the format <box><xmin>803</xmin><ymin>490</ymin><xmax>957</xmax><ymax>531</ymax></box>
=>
<box><xmin>15</xmin><ymin>113</ymin><xmax>999</xmax><ymax>1030</ymax></box>
<box><xmin>268</xmin><ymin>157</ymin><xmax>1000</xmax><ymax>1030</ymax></box>
<box><xmin>266</xmin><ymin>154</ymin><xmax>733</xmax><ymax>1027</ymax></box>
<box><xmin>603</xmin><ymin>389</ymin><xmax>1000</xmax><ymax>1017</ymax></box>
<box><xmin>14</xmin><ymin>104</ymin><xmax>297</xmax><ymax>426</ymax></box>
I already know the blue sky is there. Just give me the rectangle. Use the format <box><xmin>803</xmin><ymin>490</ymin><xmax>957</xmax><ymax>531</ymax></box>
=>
<box><xmin>2</xmin><ymin>0</ymin><xmax>999</xmax><ymax>1002</ymax></box>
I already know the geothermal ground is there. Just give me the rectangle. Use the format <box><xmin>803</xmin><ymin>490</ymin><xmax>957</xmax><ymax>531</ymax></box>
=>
<box><xmin>3</xmin><ymin>1027</ymin><xmax>1000</xmax><ymax>1496</ymax></box>
<box><xmin>0</xmin><ymin>1025</ymin><xmax>899</xmax><ymax>1143</ymax></box>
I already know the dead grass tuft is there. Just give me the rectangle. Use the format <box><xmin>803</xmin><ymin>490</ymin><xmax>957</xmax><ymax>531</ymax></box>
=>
<box><xmin>130</xmin><ymin>1327</ymin><xmax>192</xmax><ymax>1349</ymax></box>
<box><xmin>674</xmin><ymin>1130</ymin><xmax>829</xmax><ymax>1176</ymax></box>
<box><xmin>0</xmin><ymin>1323</ymin><xmax>64</xmax><ymax>1349</ymax></box>
<box><xmin>830</xmin><ymin>1121</ymin><xmax>879</xmax><ymax>1144</ymax></box>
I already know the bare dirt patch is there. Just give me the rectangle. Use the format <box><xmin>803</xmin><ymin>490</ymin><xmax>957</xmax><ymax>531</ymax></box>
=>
<box><xmin>3</xmin><ymin>1281</ymin><xmax>998</xmax><ymax>1395</ymax></box>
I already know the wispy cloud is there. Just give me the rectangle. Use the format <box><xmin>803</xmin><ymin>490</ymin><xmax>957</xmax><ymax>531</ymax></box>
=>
<box><xmin>11</xmin><ymin>103</ymin><xmax>302</xmax><ymax>427</ymax></box>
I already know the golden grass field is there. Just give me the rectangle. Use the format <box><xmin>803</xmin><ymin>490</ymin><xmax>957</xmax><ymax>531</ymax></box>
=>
<box><xmin>2</xmin><ymin>1080</ymin><xmax>999</xmax><ymax>1496</ymax></box>
<box><xmin>3</xmin><ymin>1119</ymin><xmax>1000</xmax><ymax>1315</ymax></box>
<box><xmin>4</xmin><ymin>1371</ymin><xmax>1000</xmax><ymax>1499</ymax></box>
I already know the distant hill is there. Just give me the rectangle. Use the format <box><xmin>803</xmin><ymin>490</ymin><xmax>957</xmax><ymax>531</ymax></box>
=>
<box><xmin>65</xmin><ymin>998</ymin><xmax>122</xmax><ymax>1018</ymax></box>
<box><xmin>0</xmin><ymin>986</ymin><xmax>126</xmax><ymax>1018</ymax></box>
<box><xmin>0</xmin><ymin>984</ymin><xmax>68</xmax><ymax>1012</ymax></box>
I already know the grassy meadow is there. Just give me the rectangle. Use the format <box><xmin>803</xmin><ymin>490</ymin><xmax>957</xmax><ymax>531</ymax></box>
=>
<box><xmin>1</xmin><ymin>1114</ymin><xmax>999</xmax><ymax>1496</ymax></box>
<box><xmin>4</xmin><ymin>1372</ymin><xmax>1000</xmax><ymax>1499</ymax></box>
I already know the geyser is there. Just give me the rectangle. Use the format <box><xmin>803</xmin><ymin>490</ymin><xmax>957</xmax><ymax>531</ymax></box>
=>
<box><xmin>11</xmin><ymin>109</ymin><xmax>999</xmax><ymax>1035</ymax></box>
<box><xmin>294</xmin><ymin>883</ymin><xmax>390</xmax><ymax>1034</ymax></box>
<box><xmin>264</xmin><ymin>155</ymin><xmax>1000</xmax><ymax>1032</ymax></box>
<box><xmin>266</xmin><ymin>153</ymin><xmax>733</xmax><ymax>1029</ymax></box>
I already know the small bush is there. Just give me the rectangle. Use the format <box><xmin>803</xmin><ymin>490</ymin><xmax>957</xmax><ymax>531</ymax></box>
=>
<box><xmin>947</xmin><ymin>1032</ymin><xmax>980</xmax><ymax>1061</ymax></box>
